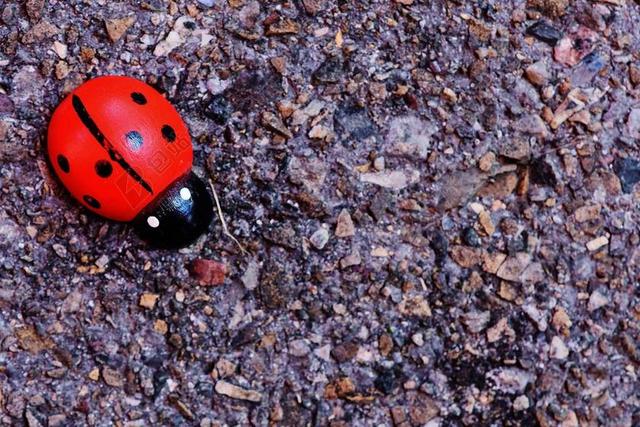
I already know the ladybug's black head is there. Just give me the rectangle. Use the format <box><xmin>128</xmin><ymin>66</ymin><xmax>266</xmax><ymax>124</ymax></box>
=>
<box><xmin>132</xmin><ymin>172</ymin><xmax>214</xmax><ymax>248</ymax></box>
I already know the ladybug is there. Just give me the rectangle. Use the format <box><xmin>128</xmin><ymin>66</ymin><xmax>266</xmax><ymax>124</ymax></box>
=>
<box><xmin>47</xmin><ymin>75</ymin><xmax>214</xmax><ymax>248</ymax></box>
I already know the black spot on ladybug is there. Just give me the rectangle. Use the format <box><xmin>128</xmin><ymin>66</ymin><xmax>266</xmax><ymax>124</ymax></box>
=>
<box><xmin>161</xmin><ymin>125</ymin><xmax>176</xmax><ymax>142</ymax></box>
<box><xmin>126</xmin><ymin>131</ymin><xmax>143</xmax><ymax>150</ymax></box>
<box><xmin>72</xmin><ymin>95</ymin><xmax>154</xmax><ymax>194</ymax></box>
<box><xmin>95</xmin><ymin>160</ymin><xmax>113</xmax><ymax>178</ymax></box>
<box><xmin>131</xmin><ymin>92</ymin><xmax>147</xmax><ymax>105</ymax></box>
<box><xmin>83</xmin><ymin>195</ymin><xmax>101</xmax><ymax>209</ymax></box>
<box><xmin>57</xmin><ymin>154</ymin><xmax>70</xmax><ymax>173</ymax></box>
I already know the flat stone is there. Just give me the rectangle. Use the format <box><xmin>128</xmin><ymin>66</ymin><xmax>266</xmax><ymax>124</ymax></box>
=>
<box><xmin>340</xmin><ymin>251</ymin><xmax>361</xmax><ymax>269</ymax></box>
<box><xmin>154</xmin><ymin>30</ymin><xmax>183</xmax><ymax>56</ymax></box>
<box><xmin>525</xmin><ymin>61</ymin><xmax>550</xmax><ymax>86</ymax></box>
<box><xmin>588</xmin><ymin>290</ymin><xmax>608</xmax><ymax>311</ymax></box>
<box><xmin>483</xmin><ymin>251</ymin><xmax>507</xmax><ymax>274</ymax></box>
<box><xmin>266</xmin><ymin>18</ymin><xmax>300</xmax><ymax>36</ymax></box>
<box><xmin>241</xmin><ymin>259</ymin><xmax>260</xmax><ymax>290</ymax></box>
<box><xmin>288</xmin><ymin>339</ymin><xmax>311</xmax><ymax>357</ymax></box>
<box><xmin>190</xmin><ymin>259</ymin><xmax>227</xmax><ymax>286</ymax></box>
<box><xmin>139</xmin><ymin>293</ymin><xmax>159</xmax><ymax>309</ymax></box>
<box><xmin>335</xmin><ymin>209</ymin><xmax>355</xmax><ymax>237</ymax></box>
<box><xmin>526</xmin><ymin>20</ymin><xmax>562</xmax><ymax>45</ymax></box>
<box><xmin>513</xmin><ymin>395</ymin><xmax>530</xmax><ymax>411</ymax></box>
<box><xmin>486</xmin><ymin>368</ymin><xmax>534</xmax><ymax>394</ymax></box>
<box><xmin>613</xmin><ymin>157</ymin><xmax>640</xmax><ymax>193</ymax></box>
<box><xmin>527</xmin><ymin>0</ymin><xmax>569</xmax><ymax>17</ymax></box>
<box><xmin>262</xmin><ymin>111</ymin><xmax>292</xmax><ymax>139</ymax></box>
<box><xmin>513</xmin><ymin>114</ymin><xmax>548</xmax><ymax>137</ymax></box>
<box><xmin>360</xmin><ymin>169</ymin><xmax>417</xmax><ymax>190</ymax></box>
<box><xmin>586</xmin><ymin>236</ymin><xmax>608</xmax><ymax>252</ymax></box>
<box><xmin>462</xmin><ymin>311</ymin><xmax>491</xmax><ymax>333</ymax></box>
<box><xmin>522</xmin><ymin>303</ymin><xmax>548</xmax><ymax>331</ymax></box>
<box><xmin>496</xmin><ymin>253</ymin><xmax>532</xmax><ymax>282</ymax></box>
<box><xmin>385</xmin><ymin>115</ymin><xmax>436</xmax><ymax>159</ymax></box>
<box><xmin>438</xmin><ymin>169</ymin><xmax>488</xmax><ymax>210</ymax></box>
<box><xmin>450</xmin><ymin>245</ymin><xmax>483</xmax><ymax>268</ymax></box>
<box><xmin>398</xmin><ymin>295</ymin><xmax>432</xmax><ymax>318</ymax></box>
<box><xmin>552</xmin><ymin>307</ymin><xmax>572</xmax><ymax>332</ymax></box>
<box><xmin>573</xmin><ymin>204</ymin><xmax>601</xmax><ymax>223</ymax></box>
<box><xmin>215</xmin><ymin>380</ymin><xmax>262</xmax><ymax>402</ymax></box>
<box><xmin>105</xmin><ymin>16</ymin><xmax>136</xmax><ymax>42</ymax></box>
<box><xmin>549</xmin><ymin>336</ymin><xmax>569</xmax><ymax>359</ymax></box>
<box><xmin>102</xmin><ymin>367</ymin><xmax>124</xmax><ymax>387</ymax></box>
<box><xmin>331</xmin><ymin>342</ymin><xmax>359</xmax><ymax>363</ymax></box>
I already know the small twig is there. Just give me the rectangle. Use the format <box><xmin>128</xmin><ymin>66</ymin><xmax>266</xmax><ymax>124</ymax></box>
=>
<box><xmin>208</xmin><ymin>179</ymin><xmax>249</xmax><ymax>256</ymax></box>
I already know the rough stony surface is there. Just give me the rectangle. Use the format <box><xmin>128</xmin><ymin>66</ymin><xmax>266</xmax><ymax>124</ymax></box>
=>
<box><xmin>1</xmin><ymin>0</ymin><xmax>640</xmax><ymax>426</ymax></box>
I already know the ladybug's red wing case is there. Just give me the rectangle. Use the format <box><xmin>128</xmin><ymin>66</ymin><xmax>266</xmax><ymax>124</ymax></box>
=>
<box><xmin>47</xmin><ymin>76</ymin><xmax>193</xmax><ymax>222</ymax></box>
<box><xmin>47</xmin><ymin>76</ymin><xmax>213</xmax><ymax>248</ymax></box>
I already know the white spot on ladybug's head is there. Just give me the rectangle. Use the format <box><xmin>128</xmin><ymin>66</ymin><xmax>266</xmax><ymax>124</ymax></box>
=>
<box><xmin>180</xmin><ymin>187</ymin><xmax>191</xmax><ymax>201</ymax></box>
<box><xmin>147</xmin><ymin>216</ymin><xmax>160</xmax><ymax>228</ymax></box>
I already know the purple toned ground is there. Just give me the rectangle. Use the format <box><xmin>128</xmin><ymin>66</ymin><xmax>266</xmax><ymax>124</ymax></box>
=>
<box><xmin>1</xmin><ymin>0</ymin><xmax>640</xmax><ymax>426</ymax></box>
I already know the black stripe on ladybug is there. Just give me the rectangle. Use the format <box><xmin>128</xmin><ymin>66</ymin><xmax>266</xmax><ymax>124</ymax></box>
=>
<box><xmin>71</xmin><ymin>95</ymin><xmax>154</xmax><ymax>195</ymax></box>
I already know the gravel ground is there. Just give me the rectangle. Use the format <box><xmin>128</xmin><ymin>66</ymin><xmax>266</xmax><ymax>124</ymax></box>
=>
<box><xmin>1</xmin><ymin>0</ymin><xmax>640</xmax><ymax>425</ymax></box>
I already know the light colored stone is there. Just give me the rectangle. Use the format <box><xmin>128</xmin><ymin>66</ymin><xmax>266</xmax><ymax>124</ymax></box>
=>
<box><xmin>549</xmin><ymin>336</ymin><xmax>569</xmax><ymax>359</ymax></box>
<box><xmin>398</xmin><ymin>295</ymin><xmax>431</xmax><ymax>318</ymax></box>
<box><xmin>483</xmin><ymin>251</ymin><xmax>507</xmax><ymax>274</ymax></box>
<box><xmin>340</xmin><ymin>251</ymin><xmax>361</xmax><ymax>269</ymax></box>
<box><xmin>385</xmin><ymin>115</ymin><xmax>436</xmax><ymax>159</ymax></box>
<box><xmin>360</xmin><ymin>169</ymin><xmax>416</xmax><ymax>190</ymax></box>
<box><xmin>486</xmin><ymin>368</ymin><xmax>534</xmax><ymax>394</ymax></box>
<box><xmin>561</xmin><ymin>411</ymin><xmax>579</xmax><ymax>427</ymax></box>
<box><xmin>478</xmin><ymin>210</ymin><xmax>495</xmax><ymax>235</ymax></box>
<box><xmin>586</xmin><ymin>235</ymin><xmax>608</xmax><ymax>251</ymax></box>
<box><xmin>411</xmin><ymin>333</ymin><xmax>424</xmax><ymax>347</ymax></box>
<box><xmin>371</xmin><ymin>247</ymin><xmax>389</xmax><ymax>257</ymax></box>
<box><xmin>154</xmin><ymin>319</ymin><xmax>168</xmax><ymax>335</ymax></box>
<box><xmin>139</xmin><ymin>293</ymin><xmax>159</xmax><ymax>309</ymax></box>
<box><xmin>52</xmin><ymin>41</ymin><xmax>67</xmax><ymax>59</ymax></box>
<box><xmin>314</xmin><ymin>344</ymin><xmax>332</xmax><ymax>362</ymax></box>
<box><xmin>496</xmin><ymin>253</ymin><xmax>532</xmax><ymax>282</ymax></box>
<box><xmin>288</xmin><ymin>339</ymin><xmax>311</xmax><ymax>357</ymax></box>
<box><xmin>552</xmin><ymin>307</ymin><xmax>572</xmax><ymax>332</ymax></box>
<box><xmin>519</xmin><ymin>262</ymin><xmax>545</xmax><ymax>284</ymax></box>
<box><xmin>450</xmin><ymin>245</ymin><xmax>482</xmax><ymax>268</ymax></box>
<box><xmin>214</xmin><ymin>359</ymin><xmax>236</xmax><ymax>378</ymax></box>
<box><xmin>487</xmin><ymin>317</ymin><xmax>513</xmax><ymax>343</ymax></box>
<box><xmin>215</xmin><ymin>380</ymin><xmax>262</xmax><ymax>402</ymax></box>
<box><xmin>588</xmin><ymin>290</ymin><xmax>608</xmax><ymax>311</ymax></box>
<box><xmin>335</xmin><ymin>209</ymin><xmax>355</xmax><ymax>237</ymax></box>
<box><xmin>513</xmin><ymin>395</ymin><xmax>530</xmax><ymax>411</ymax></box>
<box><xmin>442</xmin><ymin>87</ymin><xmax>458</xmax><ymax>103</ymax></box>
<box><xmin>154</xmin><ymin>30</ymin><xmax>183</xmax><ymax>56</ymax></box>
<box><xmin>525</xmin><ymin>61</ymin><xmax>549</xmax><ymax>86</ymax></box>
<box><xmin>88</xmin><ymin>368</ymin><xmax>100</xmax><ymax>381</ymax></box>
<box><xmin>102</xmin><ymin>367</ymin><xmax>124</xmax><ymax>387</ymax></box>
<box><xmin>462</xmin><ymin>311</ymin><xmax>491</xmax><ymax>333</ymax></box>
<box><xmin>105</xmin><ymin>16</ymin><xmax>136</xmax><ymax>42</ymax></box>
<box><xmin>522</xmin><ymin>303</ymin><xmax>548</xmax><ymax>331</ymax></box>
<box><xmin>241</xmin><ymin>259</ymin><xmax>260</xmax><ymax>290</ymax></box>
<box><xmin>310</xmin><ymin>226</ymin><xmax>330</xmax><ymax>249</ymax></box>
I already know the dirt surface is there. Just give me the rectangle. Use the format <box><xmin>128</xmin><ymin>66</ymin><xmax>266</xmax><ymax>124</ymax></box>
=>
<box><xmin>1</xmin><ymin>0</ymin><xmax>640</xmax><ymax>425</ymax></box>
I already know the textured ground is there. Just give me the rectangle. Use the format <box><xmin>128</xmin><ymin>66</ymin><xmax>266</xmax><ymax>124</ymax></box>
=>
<box><xmin>1</xmin><ymin>0</ymin><xmax>640</xmax><ymax>425</ymax></box>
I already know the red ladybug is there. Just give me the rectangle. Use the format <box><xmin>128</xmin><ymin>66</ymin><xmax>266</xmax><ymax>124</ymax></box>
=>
<box><xmin>48</xmin><ymin>75</ymin><xmax>213</xmax><ymax>248</ymax></box>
